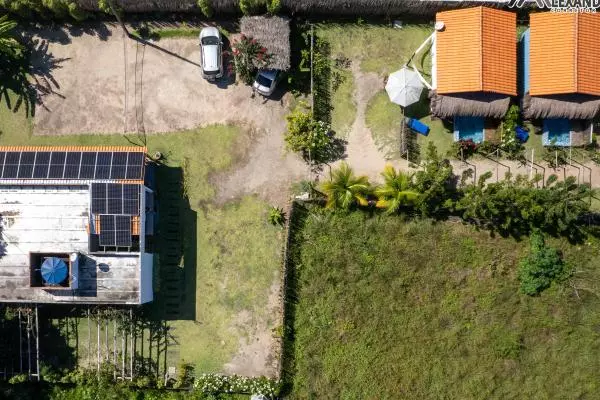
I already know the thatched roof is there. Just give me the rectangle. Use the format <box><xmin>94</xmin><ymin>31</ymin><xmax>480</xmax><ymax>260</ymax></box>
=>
<box><xmin>522</xmin><ymin>93</ymin><xmax>600</xmax><ymax>120</ymax></box>
<box><xmin>240</xmin><ymin>16</ymin><xmax>290</xmax><ymax>71</ymax></box>
<box><xmin>430</xmin><ymin>91</ymin><xmax>511</xmax><ymax>119</ymax></box>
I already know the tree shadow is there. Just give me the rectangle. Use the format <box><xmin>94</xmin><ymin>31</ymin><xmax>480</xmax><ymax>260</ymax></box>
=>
<box><xmin>279</xmin><ymin>201</ymin><xmax>310</xmax><ymax>397</ymax></box>
<box><xmin>304</xmin><ymin>135</ymin><xmax>348</xmax><ymax>174</ymax></box>
<box><xmin>0</xmin><ymin>35</ymin><xmax>69</xmax><ymax>118</ymax></box>
<box><xmin>144</xmin><ymin>164</ymin><xmax>197</xmax><ymax>322</ymax></box>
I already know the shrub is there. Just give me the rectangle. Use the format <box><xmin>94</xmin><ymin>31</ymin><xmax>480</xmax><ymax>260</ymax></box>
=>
<box><xmin>67</xmin><ymin>2</ymin><xmax>90</xmax><ymax>21</ymax></box>
<box><xmin>499</xmin><ymin>105</ymin><xmax>524</xmax><ymax>157</ymax></box>
<box><xmin>414</xmin><ymin>142</ymin><xmax>456</xmax><ymax>217</ymax></box>
<box><xmin>232</xmin><ymin>34</ymin><xmax>270</xmax><ymax>85</ymax></box>
<box><xmin>173</xmin><ymin>362</ymin><xmax>194</xmax><ymax>389</ymax></box>
<box><xmin>239</xmin><ymin>0</ymin><xmax>264</xmax><ymax>15</ymax></box>
<box><xmin>267</xmin><ymin>0</ymin><xmax>282</xmax><ymax>14</ymax></box>
<box><xmin>518</xmin><ymin>232</ymin><xmax>570</xmax><ymax>296</ymax></box>
<box><xmin>450</xmin><ymin>139</ymin><xmax>478</xmax><ymax>160</ymax></box>
<box><xmin>197</xmin><ymin>0</ymin><xmax>213</xmax><ymax>18</ymax></box>
<box><xmin>268</xmin><ymin>206</ymin><xmax>286</xmax><ymax>226</ymax></box>
<box><xmin>284</xmin><ymin>105</ymin><xmax>333</xmax><ymax>163</ymax></box>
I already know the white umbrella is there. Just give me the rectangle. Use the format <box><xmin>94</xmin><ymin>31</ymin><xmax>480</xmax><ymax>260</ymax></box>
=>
<box><xmin>385</xmin><ymin>67</ymin><xmax>424</xmax><ymax>107</ymax></box>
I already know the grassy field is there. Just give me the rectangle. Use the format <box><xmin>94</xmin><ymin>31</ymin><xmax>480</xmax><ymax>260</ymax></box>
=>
<box><xmin>316</xmin><ymin>23</ymin><xmax>433</xmax><ymax>76</ymax></box>
<box><xmin>365</xmin><ymin>90</ymin><xmax>452</xmax><ymax>160</ymax></box>
<box><xmin>331</xmin><ymin>69</ymin><xmax>356</xmax><ymax>138</ymax></box>
<box><xmin>289</xmin><ymin>210</ymin><xmax>600</xmax><ymax>399</ymax></box>
<box><xmin>0</xmin><ymin>93</ymin><xmax>283</xmax><ymax>375</ymax></box>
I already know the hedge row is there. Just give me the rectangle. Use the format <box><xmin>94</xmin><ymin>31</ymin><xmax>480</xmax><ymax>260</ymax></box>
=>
<box><xmin>1</xmin><ymin>0</ymin><xmax>507</xmax><ymax>18</ymax></box>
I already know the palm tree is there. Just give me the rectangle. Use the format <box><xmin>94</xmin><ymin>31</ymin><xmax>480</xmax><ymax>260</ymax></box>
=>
<box><xmin>375</xmin><ymin>165</ymin><xmax>419</xmax><ymax>214</ymax></box>
<box><xmin>0</xmin><ymin>15</ymin><xmax>23</xmax><ymax>60</ymax></box>
<box><xmin>321</xmin><ymin>162</ymin><xmax>371</xmax><ymax>210</ymax></box>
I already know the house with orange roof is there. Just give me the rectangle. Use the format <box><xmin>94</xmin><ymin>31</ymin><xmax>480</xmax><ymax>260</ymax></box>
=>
<box><xmin>521</xmin><ymin>12</ymin><xmax>600</xmax><ymax>147</ymax></box>
<box><xmin>430</xmin><ymin>6</ymin><xmax>516</xmax><ymax>144</ymax></box>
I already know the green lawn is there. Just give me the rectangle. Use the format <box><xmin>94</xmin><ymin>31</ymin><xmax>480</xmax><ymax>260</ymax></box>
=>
<box><xmin>290</xmin><ymin>210</ymin><xmax>600</xmax><ymax>399</ymax></box>
<box><xmin>316</xmin><ymin>23</ymin><xmax>433</xmax><ymax>76</ymax></box>
<box><xmin>365</xmin><ymin>90</ymin><xmax>452</xmax><ymax>160</ymax></box>
<box><xmin>1</xmin><ymin>93</ymin><xmax>283</xmax><ymax>374</ymax></box>
<box><xmin>331</xmin><ymin>69</ymin><xmax>356</xmax><ymax>138</ymax></box>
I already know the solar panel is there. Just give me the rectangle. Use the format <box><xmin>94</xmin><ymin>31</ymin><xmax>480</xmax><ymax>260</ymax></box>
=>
<box><xmin>63</xmin><ymin>152</ymin><xmax>82</xmax><ymax>179</ymax></box>
<box><xmin>91</xmin><ymin>183</ymin><xmax>107</xmax><ymax>214</ymax></box>
<box><xmin>48</xmin><ymin>152</ymin><xmax>66</xmax><ymax>179</ymax></box>
<box><xmin>0</xmin><ymin>152</ymin><xmax>5</xmax><ymax>177</ymax></box>
<box><xmin>123</xmin><ymin>184</ymin><xmax>140</xmax><ymax>215</ymax></box>
<box><xmin>79</xmin><ymin>152</ymin><xmax>96</xmax><ymax>179</ymax></box>
<box><xmin>110</xmin><ymin>152</ymin><xmax>127</xmax><ymax>180</ymax></box>
<box><xmin>33</xmin><ymin>152</ymin><xmax>51</xmax><ymax>179</ymax></box>
<box><xmin>0</xmin><ymin>150</ymin><xmax>145</xmax><ymax>181</ymax></box>
<box><xmin>106</xmin><ymin>183</ymin><xmax>123</xmax><ymax>214</ymax></box>
<box><xmin>115</xmin><ymin>215</ymin><xmax>132</xmax><ymax>246</ymax></box>
<box><xmin>16</xmin><ymin>152</ymin><xmax>34</xmax><ymax>179</ymax></box>
<box><xmin>99</xmin><ymin>214</ymin><xmax>132</xmax><ymax>247</ymax></box>
<box><xmin>3</xmin><ymin>152</ymin><xmax>20</xmax><ymax>179</ymax></box>
<box><xmin>99</xmin><ymin>214</ymin><xmax>115</xmax><ymax>246</ymax></box>
<box><xmin>125</xmin><ymin>152</ymin><xmax>144</xmax><ymax>179</ymax></box>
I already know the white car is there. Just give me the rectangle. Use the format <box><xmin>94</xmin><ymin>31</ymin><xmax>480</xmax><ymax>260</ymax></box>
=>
<box><xmin>199</xmin><ymin>27</ymin><xmax>223</xmax><ymax>81</ymax></box>
<box><xmin>252</xmin><ymin>69</ymin><xmax>281</xmax><ymax>97</ymax></box>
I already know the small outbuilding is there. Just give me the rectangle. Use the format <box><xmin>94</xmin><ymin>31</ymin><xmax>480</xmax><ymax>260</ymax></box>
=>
<box><xmin>240</xmin><ymin>16</ymin><xmax>291</xmax><ymax>71</ymax></box>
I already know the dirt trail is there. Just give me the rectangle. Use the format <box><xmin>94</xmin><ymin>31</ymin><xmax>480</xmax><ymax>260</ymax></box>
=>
<box><xmin>339</xmin><ymin>63</ymin><xmax>391</xmax><ymax>181</ymax></box>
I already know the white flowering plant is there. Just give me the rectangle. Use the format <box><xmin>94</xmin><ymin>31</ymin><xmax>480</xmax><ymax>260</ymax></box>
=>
<box><xmin>194</xmin><ymin>373</ymin><xmax>280</xmax><ymax>398</ymax></box>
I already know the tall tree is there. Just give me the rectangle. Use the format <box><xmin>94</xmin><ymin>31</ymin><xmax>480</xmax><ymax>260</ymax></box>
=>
<box><xmin>320</xmin><ymin>162</ymin><xmax>370</xmax><ymax>211</ymax></box>
<box><xmin>375</xmin><ymin>165</ymin><xmax>418</xmax><ymax>214</ymax></box>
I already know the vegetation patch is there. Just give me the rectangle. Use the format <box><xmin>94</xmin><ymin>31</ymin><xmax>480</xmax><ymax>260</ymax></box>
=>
<box><xmin>330</xmin><ymin>67</ymin><xmax>356</xmax><ymax>138</ymax></box>
<box><xmin>316</xmin><ymin>23</ymin><xmax>433</xmax><ymax>76</ymax></box>
<box><xmin>288</xmin><ymin>211</ymin><xmax>600</xmax><ymax>399</ymax></box>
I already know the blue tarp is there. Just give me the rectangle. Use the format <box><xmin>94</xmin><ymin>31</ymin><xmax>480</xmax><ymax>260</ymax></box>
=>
<box><xmin>405</xmin><ymin>118</ymin><xmax>429</xmax><ymax>136</ymax></box>
<box><xmin>41</xmin><ymin>257</ymin><xmax>68</xmax><ymax>285</ymax></box>
<box><xmin>516</xmin><ymin>126</ymin><xmax>529</xmax><ymax>142</ymax></box>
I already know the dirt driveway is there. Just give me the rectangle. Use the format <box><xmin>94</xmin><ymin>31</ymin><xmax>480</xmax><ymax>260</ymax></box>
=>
<box><xmin>31</xmin><ymin>23</ymin><xmax>308</xmax><ymax>203</ymax></box>
<box><xmin>33</xmin><ymin>23</ymin><xmax>290</xmax><ymax>136</ymax></box>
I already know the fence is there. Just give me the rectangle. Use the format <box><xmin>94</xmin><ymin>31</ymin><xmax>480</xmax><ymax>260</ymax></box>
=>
<box><xmin>74</xmin><ymin>0</ymin><xmax>508</xmax><ymax>16</ymax></box>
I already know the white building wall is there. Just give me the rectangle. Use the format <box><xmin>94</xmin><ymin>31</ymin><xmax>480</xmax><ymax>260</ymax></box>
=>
<box><xmin>140</xmin><ymin>252</ymin><xmax>154</xmax><ymax>303</ymax></box>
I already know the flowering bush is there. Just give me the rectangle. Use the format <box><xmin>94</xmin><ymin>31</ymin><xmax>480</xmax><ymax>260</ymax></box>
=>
<box><xmin>450</xmin><ymin>139</ymin><xmax>478</xmax><ymax>160</ymax></box>
<box><xmin>231</xmin><ymin>34</ymin><xmax>271</xmax><ymax>84</ymax></box>
<box><xmin>194</xmin><ymin>373</ymin><xmax>280</xmax><ymax>398</ymax></box>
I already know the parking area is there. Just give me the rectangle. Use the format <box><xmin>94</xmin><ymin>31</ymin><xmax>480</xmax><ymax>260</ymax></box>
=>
<box><xmin>32</xmin><ymin>23</ymin><xmax>291</xmax><ymax>137</ymax></box>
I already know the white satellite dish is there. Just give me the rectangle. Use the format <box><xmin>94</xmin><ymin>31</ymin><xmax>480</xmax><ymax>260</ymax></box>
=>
<box><xmin>435</xmin><ymin>21</ymin><xmax>445</xmax><ymax>31</ymax></box>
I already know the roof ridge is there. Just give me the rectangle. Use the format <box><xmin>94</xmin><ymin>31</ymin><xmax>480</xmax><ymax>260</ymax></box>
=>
<box><xmin>574</xmin><ymin>13</ymin><xmax>578</xmax><ymax>93</ymax></box>
<box><xmin>479</xmin><ymin>6</ymin><xmax>483</xmax><ymax>92</ymax></box>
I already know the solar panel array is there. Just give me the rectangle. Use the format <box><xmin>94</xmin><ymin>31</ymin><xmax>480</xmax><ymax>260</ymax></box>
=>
<box><xmin>99</xmin><ymin>214</ymin><xmax>132</xmax><ymax>247</ymax></box>
<box><xmin>0</xmin><ymin>151</ymin><xmax>145</xmax><ymax>180</ymax></box>
<box><xmin>92</xmin><ymin>183</ymin><xmax>141</xmax><ymax>215</ymax></box>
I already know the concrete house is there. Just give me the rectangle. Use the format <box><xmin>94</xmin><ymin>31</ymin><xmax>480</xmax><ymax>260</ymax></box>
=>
<box><xmin>0</xmin><ymin>146</ymin><xmax>155</xmax><ymax>305</ymax></box>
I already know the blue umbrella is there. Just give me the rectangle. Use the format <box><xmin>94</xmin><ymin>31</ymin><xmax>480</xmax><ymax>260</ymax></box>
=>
<box><xmin>41</xmin><ymin>257</ymin><xmax>68</xmax><ymax>285</ymax></box>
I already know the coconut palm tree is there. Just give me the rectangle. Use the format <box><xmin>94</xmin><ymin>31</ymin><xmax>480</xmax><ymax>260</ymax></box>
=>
<box><xmin>321</xmin><ymin>162</ymin><xmax>371</xmax><ymax>210</ymax></box>
<box><xmin>375</xmin><ymin>165</ymin><xmax>419</xmax><ymax>214</ymax></box>
<box><xmin>0</xmin><ymin>15</ymin><xmax>23</xmax><ymax>60</ymax></box>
